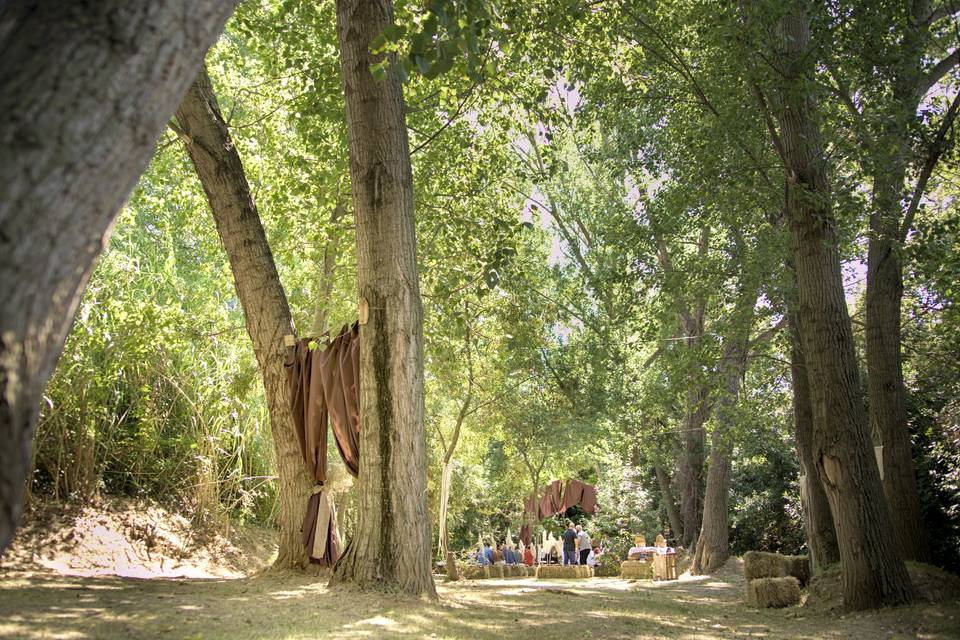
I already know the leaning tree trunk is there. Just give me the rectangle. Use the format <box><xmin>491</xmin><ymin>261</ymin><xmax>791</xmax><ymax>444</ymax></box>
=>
<box><xmin>328</xmin><ymin>0</ymin><xmax>436</xmax><ymax>597</ymax></box>
<box><xmin>438</xmin><ymin>390</ymin><xmax>472</xmax><ymax>581</ymax></box>
<box><xmin>789</xmin><ymin>310</ymin><xmax>839</xmax><ymax>571</ymax></box>
<box><xmin>0</xmin><ymin>1</ymin><xmax>236</xmax><ymax>554</ymax></box>
<box><xmin>771</xmin><ymin>7</ymin><xmax>915</xmax><ymax>610</ymax></box>
<box><xmin>174</xmin><ymin>68</ymin><xmax>313</xmax><ymax>570</ymax></box>
<box><xmin>655</xmin><ymin>465</ymin><xmax>684</xmax><ymax>545</ymax></box>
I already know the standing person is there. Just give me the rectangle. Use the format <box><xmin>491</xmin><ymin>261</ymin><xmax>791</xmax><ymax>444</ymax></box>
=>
<box><xmin>578</xmin><ymin>525</ymin><xmax>592</xmax><ymax>566</ymax></box>
<box><xmin>562</xmin><ymin>522</ymin><xmax>577</xmax><ymax>565</ymax></box>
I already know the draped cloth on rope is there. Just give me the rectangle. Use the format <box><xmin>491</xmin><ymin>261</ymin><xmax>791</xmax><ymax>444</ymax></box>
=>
<box><xmin>286</xmin><ymin>323</ymin><xmax>361</xmax><ymax>565</ymax></box>
<box><xmin>519</xmin><ymin>479</ymin><xmax>599</xmax><ymax>546</ymax></box>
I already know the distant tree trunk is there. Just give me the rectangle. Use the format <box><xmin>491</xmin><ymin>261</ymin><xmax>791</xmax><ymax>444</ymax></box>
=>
<box><xmin>0</xmin><ymin>1</ymin><xmax>235</xmax><ymax>554</ymax></box>
<box><xmin>655</xmin><ymin>465</ymin><xmax>683</xmax><ymax>545</ymax></box>
<box><xmin>789</xmin><ymin>310</ymin><xmax>839</xmax><ymax>571</ymax></box>
<box><xmin>678</xmin><ymin>385</ymin><xmax>709</xmax><ymax>550</ymax></box>
<box><xmin>438</xmin><ymin>392</ymin><xmax>470</xmax><ymax>581</ymax></box>
<box><xmin>174</xmin><ymin>67</ymin><xmax>313</xmax><ymax>570</ymax></box>
<box><xmin>438</xmin><ymin>316</ymin><xmax>473</xmax><ymax>581</ymax></box>
<box><xmin>328</xmin><ymin>0</ymin><xmax>436</xmax><ymax>597</ymax></box>
<box><xmin>310</xmin><ymin>202</ymin><xmax>346</xmax><ymax>337</ymax></box>
<box><xmin>693</xmin><ymin>281</ymin><xmax>755</xmax><ymax>575</ymax></box>
<box><xmin>770</xmin><ymin>7</ymin><xmax>916</xmax><ymax>610</ymax></box>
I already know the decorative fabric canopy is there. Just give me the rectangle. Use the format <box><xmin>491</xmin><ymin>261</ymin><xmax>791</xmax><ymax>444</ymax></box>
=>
<box><xmin>520</xmin><ymin>479</ymin><xmax>599</xmax><ymax>546</ymax></box>
<box><xmin>286</xmin><ymin>323</ymin><xmax>361</xmax><ymax>565</ymax></box>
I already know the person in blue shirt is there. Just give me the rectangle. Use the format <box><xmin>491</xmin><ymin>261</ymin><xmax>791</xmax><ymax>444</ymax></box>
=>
<box><xmin>561</xmin><ymin>522</ymin><xmax>578</xmax><ymax>565</ymax></box>
<box><xmin>483</xmin><ymin>542</ymin><xmax>493</xmax><ymax>565</ymax></box>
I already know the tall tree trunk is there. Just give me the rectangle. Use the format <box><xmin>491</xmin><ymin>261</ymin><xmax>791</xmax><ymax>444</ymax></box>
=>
<box><xmin>174</xmin><ymin>67</ymin><xmax>313</xmax><ymax>570</ymax></box>
<box><xmin>655</xmin><ymin>465</ymin><xmax>684</xmax><ymax>544</ymax></box>
<box><xmin>770</xmin><ymin>7</ymin><xmax>916</xmax><ymax>610</ymax></box>
<box><xmin>0</xmin><ymin>1</ymin><xmax>235</xmax><ymax>554</ymax></box>
<box><xmin>328</xmin><ymin>0</ymin><xmax>436</xmax><ymax>597</ymax></box>
<box><xmin>863</xmin><ymin>0</ymin><xmax>933</xmax><ymax>563</ymax></box>
<box><xmin>678</xmin><ymin>385</ymin><xmax>709</xmax><ymax>550</ymax></box>
<box><xmin>789</xmin><ymin>310</ymin><xmax>839</xmax><ymax>571</ymax></box>
<box><xmin>693</xmin><ymin>282</ymin><xmax>755</xmax><ymax>575</ymax></box>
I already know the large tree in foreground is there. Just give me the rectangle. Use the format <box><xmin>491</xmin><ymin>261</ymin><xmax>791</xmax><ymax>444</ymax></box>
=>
<box><xmin>757</xmin><ymin>2</ymin><xmax>916</xmax><ymax>609</ymax></box>
<box><xmin>174</xmin><ymin>67</ymin><xmax>314</xmax><ymax>570</ymax></box>
<box><xmin>328</xmin><ymin>0</ymin><xmax>436</xmax><ymax>597</ymax></box>
<box><xmin>0</xmin><ymin>1</ymin><xmax>236</xmax><ymax>554</ymax></box>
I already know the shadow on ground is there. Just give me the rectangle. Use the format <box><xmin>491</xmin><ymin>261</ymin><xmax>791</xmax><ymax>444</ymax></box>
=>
<box><xmin>1</xmin><ymin>568</ymin><xmax>958</xmax><ymax>639</ymax></box>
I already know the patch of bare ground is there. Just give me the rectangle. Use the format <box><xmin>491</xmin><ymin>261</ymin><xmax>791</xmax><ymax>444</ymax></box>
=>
<box><xmin>0</xmin><ymin>554</ymin><xmax>957</xmax><ymax>639</ymax></box>
<box><xmin>1</xmin><ymin>497</ymin><xmax>277</xmax><ymax>579</ymax></box>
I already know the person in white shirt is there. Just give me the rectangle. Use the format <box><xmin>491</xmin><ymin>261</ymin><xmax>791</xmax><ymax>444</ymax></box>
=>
<box><xmin>576</xmin><ymin>525</ymin><xmax>591</xmax><ymax>566</ymax></box>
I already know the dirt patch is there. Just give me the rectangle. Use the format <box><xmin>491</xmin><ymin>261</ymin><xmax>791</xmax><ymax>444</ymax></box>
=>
<box><xmin>0</xmin><ymin>497</ymin><xmax>276</xmax><ymax>578</ymax></box>
<box><xmin>806</xmin><ymin>562</ymin><xmax>960</xmax><ymax>613</ymax></box>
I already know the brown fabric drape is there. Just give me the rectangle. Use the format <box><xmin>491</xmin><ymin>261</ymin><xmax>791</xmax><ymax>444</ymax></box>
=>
<box><xmin>320</xmin><ymin>324</ymin><xmax>361</xmax><ymax>476</ymax></box>
<box><xmin>538</xmin><ymin>480</ymin><xmax>564</xmax><ymax>519</ymax></box>
<box><xmin>580</xmin><ymin>483</ymin><xmax>598</xmax><ymax>514</ymax></box>
<box><xmin>285</xmin><ymin>323</ymin><xmax>362</xmax><ymax>565</ymax></box>
<box><xmin>561</xmin><ymin>479</ymin><xmax>597</xmax><ymax>514</ymax></box>
<box><xmin>522</xmin><ymin>479</ymin><xmax>599</xmax><ymax>538</ymax></box>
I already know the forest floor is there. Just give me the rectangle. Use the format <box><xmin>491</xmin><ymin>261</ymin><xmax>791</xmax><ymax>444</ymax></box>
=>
<box><xmin>1</xmin><ymin>502</ymin><xmax>959</xmax><ymax>639</ymax></box>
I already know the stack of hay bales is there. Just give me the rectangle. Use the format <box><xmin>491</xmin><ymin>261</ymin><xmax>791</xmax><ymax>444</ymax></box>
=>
<box><xmin>743</xmin><ymin>551</ymin><xmax>809</xmax><ymax>608</ymax></box>
<box><xmin>535</xmin><ymin>564</ymin><xmax>593</xmax><ymax>579</ymax></box>
<box><xmin>620</xmin><ymin>558</ymin><xmax>655</xmax><ymax>579</ymax></box>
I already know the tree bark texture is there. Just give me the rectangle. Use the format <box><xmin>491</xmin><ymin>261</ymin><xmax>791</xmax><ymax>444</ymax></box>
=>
<box><xmin>678</xmin><ymin>384</ymin><xmax>709</xmax><ymax>550</ymax></box>
<box><xmin>174</xmin><ymin>68</ymin><xmax>314</xmax><ymax>570</ymax></box>
<box><xmin>863</xmin><ymin>0</ymin><xmax>933</xmax><ymax>563</ymax></box>
<box><xmin>0</xmin><ymin>1</ymin><xmax>236</xmax><ymax>554</ymax></box>
<box><xmin>329</xmin><ymin>0</ymin><xmax>436</xmax><ymax>597</ymax></box>
<box><xmin>655</xmin><ymin>465</ymin><xmax>684</xmax><ymax>545</ymax></box>
<box><xmin>789</xmin><ymin>310</ymin><xmax>840</xmax><ymax>571</ymax></box>
<box><xmin>771</xmin><ymin>8</ymin><xmax>916</xmax><ymax>610</ymax></box>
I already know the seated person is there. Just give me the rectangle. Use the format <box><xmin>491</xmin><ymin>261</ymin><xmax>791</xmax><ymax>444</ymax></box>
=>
<box><xmin>523</xmin><ymin>546</ymin><xmax>534</xmax><ymax>566</ymax></box>
<box><xmin>586</xmin><ymin>546</ymin><xmax>602</xmax><ymax>568</ymax></box>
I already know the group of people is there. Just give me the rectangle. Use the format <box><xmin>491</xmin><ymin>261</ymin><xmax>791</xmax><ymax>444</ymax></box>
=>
<box><xmin>561</xmin><ymin>522</ymin><xmax>600</xmax><ymax>567</ymax></box>
<box><xmin>468</xmin><ymin>521</ymin><xmax>604</xmax><ymax>568</ymax></box>
<box><xmin>472</xmin><ymin>541</ymin><xmax>536</xmax><ymax>567</ymax></box>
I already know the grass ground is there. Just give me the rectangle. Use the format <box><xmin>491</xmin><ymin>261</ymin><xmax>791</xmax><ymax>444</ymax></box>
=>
<box><xmin>1</xmin><ymin>562</ymin><xmax>958</xmax><ymax>639</ymax></box>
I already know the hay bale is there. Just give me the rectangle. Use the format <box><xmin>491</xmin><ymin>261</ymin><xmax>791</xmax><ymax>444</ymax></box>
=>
<box><xmin>536</xmin><ymin>564</ymin><xmax>590</xmax><ymax>579</ymax></box>
<box><xmin>488</xmin><ymin>564</ymin><xmax>504</xmax><ymax>578</ymax></box>
<box><xmin>743</xmin><ymin>551</ymin><xmax>786</xmax><ymax>581</ymax></box>
<box><xmin>594</xmin><ymin>562</ymin><xmax>620</xmax><ymax>577</ymax></box>
<box><xmin>784</xmin><ymin>555</ymin><xmax>810</xmax><ymax>586</ymax></box>
<box><xmin>744</xmin><ymin>551</ymin><xmax>810</xmax><ymax>585</ymax></box>
<box><xmin>747</xmin><ymin>577</ymin><xmax>801</xmax><ymax>608</ymax></box>
<box><xmin>463</xmin><ymin>565</ymin><xmax>485</xmax><ymax>580</ymax></box>
<box><xmin>620</xmin><ymin>559</ymin><xmax>654</xmax><ymax>580</ymax></box>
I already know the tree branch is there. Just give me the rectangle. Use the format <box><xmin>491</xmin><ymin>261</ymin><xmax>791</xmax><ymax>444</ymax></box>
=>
<box><xmin>901</xmin><ymin>90</ymin><xmax>960</xmax><ymax>242</ymax></box>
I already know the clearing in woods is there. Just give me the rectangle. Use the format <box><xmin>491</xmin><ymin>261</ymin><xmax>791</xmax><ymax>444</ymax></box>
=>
<box><xmin>1</xmin><ymin>560</ymin><xmax>958</xmax><ymax>639</ymax></box>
